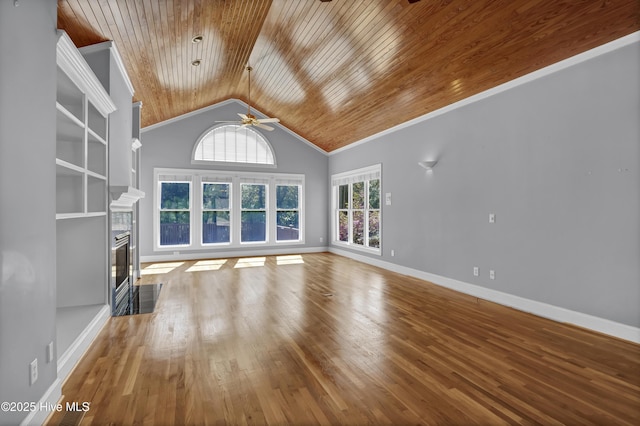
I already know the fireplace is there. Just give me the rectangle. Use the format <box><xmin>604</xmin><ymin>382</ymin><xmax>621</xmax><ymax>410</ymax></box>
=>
<box><xmin>112</xmin><ymin>232</ymin><xmax>131</xmax><ymax>316</ymax></box>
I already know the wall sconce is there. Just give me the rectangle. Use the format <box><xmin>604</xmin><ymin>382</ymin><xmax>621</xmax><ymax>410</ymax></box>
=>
<box><xmin>418</xmin><ymin>160</ymin><xmax>438</xmax><ymax>170</ymax></box>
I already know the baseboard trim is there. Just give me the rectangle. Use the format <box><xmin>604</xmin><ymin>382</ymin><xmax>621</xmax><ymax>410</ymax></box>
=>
<box><xmin>141</xmin><ymin>246</ymin><xmax>329</xmax><ymax>263</ymax></box>
<box><xmin>19</xmin><ymin>378</ymin><xmax>62</xmax><ymax>426</ymax></box>
<box><xmin>24</xmin><ymin>305</ymin><xmax>110</xmax><ymax>425</ymax></box>
<box><xmin>57</xmin><ymin>304</ymin><xmax>110</xmax><ymax>384</ymax></box>
<box><xmin>329</xmin><ymin>248</ymin><xmax>640</xmax><ymax>344</ymax></box>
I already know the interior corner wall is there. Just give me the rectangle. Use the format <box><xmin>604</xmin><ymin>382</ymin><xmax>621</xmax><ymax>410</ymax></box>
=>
<box><xmin>0</xmin><ymin>1</ymin><xmax>58</xmax><ymax>425</ymax></box>
<box><xmin>139</xmin><ymin>101</ymin><xmax>328</xmax><ymax>259</ymax></box>
<box><xmin>328</xmin><ymin>40</ymin><xmax>639</xmax><ymax>328</ymax></box>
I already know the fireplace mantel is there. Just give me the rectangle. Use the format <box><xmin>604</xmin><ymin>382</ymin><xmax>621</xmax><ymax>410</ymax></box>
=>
<box><xmin>110</xmin><ymin>186</ymin><xmax>144</xmax><ymax>211</ymax></box>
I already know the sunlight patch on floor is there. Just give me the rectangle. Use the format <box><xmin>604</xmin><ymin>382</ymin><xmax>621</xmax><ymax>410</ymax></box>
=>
<box><xmin>186</xmin><ymin>259</ymin><xmax>228</xmax><ymax>272</ymax></box>
<box><xmin>276</xmin><ymin>255</ymin><xmax>304</xmax><ymax>265</ymax></box>
<box><xmin>234</xmin><ymin>257</ymin><xmax>266</xmax><ymax>268</ymax></box>
<box><xmin>140</xmin><ymin>262</ymin><xmax>184</xmax><ymax>275</ymax></box>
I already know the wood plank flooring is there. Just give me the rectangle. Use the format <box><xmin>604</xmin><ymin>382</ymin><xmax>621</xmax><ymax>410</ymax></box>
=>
<box><xmin>47</xmin><ymin>252</ymin><xmax>640</xmax><ymax>425</ymax></box>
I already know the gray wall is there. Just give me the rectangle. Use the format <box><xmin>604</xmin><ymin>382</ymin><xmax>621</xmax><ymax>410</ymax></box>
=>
<box><xmin>139</xmin><ymin>101</ymin><xmax>328</xmax><ymax>258</ymax></box>
<box><xmin>329</xmin><ymin>41</ymin><xmax>639</xmax><ymax>327</ymax></box>
<box><xmin>82</xmin><ymin>44</ymin><xmax>134</xmax><ymax>188</ymax></box>
<box><xmin>0</xmin><ymin>1</ymin><xmax>58</xmax><ymax>425</ymax></box>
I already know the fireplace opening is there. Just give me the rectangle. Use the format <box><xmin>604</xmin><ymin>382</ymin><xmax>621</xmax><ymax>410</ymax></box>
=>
<box><xmin>115</xmin><ymin>234</ymin><xmax>129</xmax><ymax>290</ymax></box>
<box><xmin>112</xmin><ymin>230</ymin><xmax>162</xmax><ymax>315</ymax></box>
<box><xmin>113</xmin><ymin>232</ymin><xmax>131</xmax><ymax>316</ymax></box>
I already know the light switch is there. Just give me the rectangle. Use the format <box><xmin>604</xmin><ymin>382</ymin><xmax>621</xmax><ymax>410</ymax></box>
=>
<box><xmin>489</xmin><ymin>213</ymin><xmax>496</xmax><ymax>223</ymax></box>
<box><xmin>385</xmin><ymin>192</ymin><xmax>392</xmax><ymax>206</ymax></box>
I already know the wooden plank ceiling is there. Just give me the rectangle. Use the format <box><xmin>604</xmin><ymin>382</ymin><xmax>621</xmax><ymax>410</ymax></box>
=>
<box><xmin>57</xmin><ymin>0</ymin><xmax>639</xmax><ymax>152</ymax></box>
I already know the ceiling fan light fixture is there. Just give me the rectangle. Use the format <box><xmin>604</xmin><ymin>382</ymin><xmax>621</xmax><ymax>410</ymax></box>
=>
<box><xmin>214</xmin><ymin>66</ymin><xmax>280</xmax><ymax>130</ymax></box>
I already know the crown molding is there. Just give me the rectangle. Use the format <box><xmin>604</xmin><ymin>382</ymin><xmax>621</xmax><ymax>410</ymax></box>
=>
<box><xmin>329</xmin><ymin>31</ymin><xmax>640</xmax><ymax>156</ymax></box>
<box><xmin>56</xmin><ymin>30</ymin><xmax>116</xmax><ymax>116</ymax></box>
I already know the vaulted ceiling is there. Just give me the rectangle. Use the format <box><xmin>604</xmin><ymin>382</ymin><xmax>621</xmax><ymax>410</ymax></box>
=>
<box><xmin>57</xmin><ymin>0</ymin><xmax>639</xmax><ymax>152</ymax></box>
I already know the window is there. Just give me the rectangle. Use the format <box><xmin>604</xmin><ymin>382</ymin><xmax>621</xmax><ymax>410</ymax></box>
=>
<box><xmin>337</xmin><ymin>184</ymin><xmax>349</xmax><ymax>242</ymax></box>
<box><xmin>332</xmin><ymin>164</ymin><xmax>381</xmax><ymax>253</ymax></box>
<box><xmin>241</xmin><ymin>182</ymin><xmax>267</xmax><ymax>242</ymax></box>
<box><xmin>193</xmin><ymin>125</ymin><xmax>275</xmax><ymax>165</ymax></box>
<box><xmin>154</xmin><ymin>169</ymin><xmax>304</xmax><ymax>250</ymax></box>
<box><xmin>367</xmin><ymin>179</ymin><xmax>381</xmax><ymax>248</ymax></box>
<box><xmin>202</xmin><ymin>180</ymin><xmax>230</xmax><ymax>244</ymax></box>
<box><xmin>276</xmin><ymin>185</ymin><xmax>300</xmax><ymax>241</ymax></box>
<box><xmin>158</xmin><ymin>177</ymin><xmax>192</xmax><ymax>246</ymax></box>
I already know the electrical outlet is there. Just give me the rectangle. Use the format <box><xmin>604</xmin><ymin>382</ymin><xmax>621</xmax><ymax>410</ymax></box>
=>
<box><xmin>391</xmin><ymin>249</ymin><xmax>395</xmax><ymax>257</ymax></box>
<box><xmin>30</xmin><ymin>358</ymin><xmax>38</xmax><ymax>385</ymax></box>
<box><xmin>319</xmin><ymin>237</ymin><xmax>324</xmax><ymax>243</ymax></box>
<box><xmin>473</xmin><ymin>266</ymin><xmax>479</xmax><ymax>277</ymax></box>
<box><xmin>489</xmin><ymin>269</ymin><xmax>495</xmax><ymax>280</ymax></box>
<box><xmin>47</xmin><ymin>341</ymin><xmax>54</xmax><ymax>363</ymax></box>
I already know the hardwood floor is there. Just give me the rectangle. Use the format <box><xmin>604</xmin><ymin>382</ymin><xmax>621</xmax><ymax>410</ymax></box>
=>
<box><xmin>48</xmin><ymin>253</ymin><xmax>640</xmax><ymax>425</ymax></box>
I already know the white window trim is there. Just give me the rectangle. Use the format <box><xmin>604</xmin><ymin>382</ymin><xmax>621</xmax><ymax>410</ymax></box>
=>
<box><xmin>331</xmin><ymin>164</ymin><xmax>382</xmax><ymax>255</ymax></box>
<box><xmin>275</xmin><ymin>183</ymin><xmax>302</xmax><ymax>243</ymax></box>
<box><xmin>154</xmin><ymin>168</ymin><xmax>304</xmax><ymax>251</ymax></box>
<box><xmin>157</xmin><ymin>176</ymin><xmax>193</xmax><ymax>248</ymax></box>
<box><xmin>191</xmin><ymin>124</ymin><xmax>277</xmax><ymax>168</ymax></box>
<box><xmin>201</xmin><ymin>179</ymin><xmax>232</xmax><ymax>246</ymax></box>
<box><xmin>240</xmin><ymin>182</ymin><xmax>269</xmax><ymax>244</ymax></box>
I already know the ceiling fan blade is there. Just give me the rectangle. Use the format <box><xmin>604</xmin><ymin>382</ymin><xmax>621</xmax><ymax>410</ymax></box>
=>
<box><xmin>255</xmin><ymin>123</ymin><xmax>274</xmax><ymax>131</ymax></box>
<box><xmin>215</xmin><ymin>120</ymin><xmax>241</xmax><ymax>123</ymax></box>
<box><xmin>238</xmin><ymin>113</ymin><xmax>249</xmax><ymax>120</ymax></box>
<box><xmin>257</xmin><ymin>118</ymin><xmax>280</xmax><ymax>123</ymax></box>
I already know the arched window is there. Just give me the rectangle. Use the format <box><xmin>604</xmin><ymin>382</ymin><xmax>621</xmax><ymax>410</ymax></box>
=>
<box><xmin>193</xmin><ymin>125</ymin><xmax>275</xmax><ymax>166</ymax></box>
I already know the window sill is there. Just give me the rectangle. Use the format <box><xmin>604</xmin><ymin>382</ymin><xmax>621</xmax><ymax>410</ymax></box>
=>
<box><xmin>331</xmin><ymin>241</ymin><xmax>381</xmax><ymax>256</ymax></box>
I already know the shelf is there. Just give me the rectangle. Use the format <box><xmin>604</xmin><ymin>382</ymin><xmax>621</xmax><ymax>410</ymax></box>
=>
<box><xmin>87</xmin><ymin>175</ymin><xmax>107</xmax><ymax>212</ymax></box>
<box><xmin>56</xmin><ymin>65</ymin><xmax>84</xmax><ymax>123</ymax></box>
<box><xmin>88</xmin><ymin>127</ymin><xmax>107</xmax><ymax>145</ymax></box>
<box><xmin>87</xmin><ymin>134</ymin><xmax>107</xmax><ymax>176</ymax></box>
<box><xmin>56</xmin><ymin>163</ymin><xmax>83</xmax><ymax>215</ymax></box>
<box><xmin>87</xmin><ymin>101</ymin><xmax>107</xmax><ymax>140</ymax></box>
<box><xmin>57</xmin><ymin>212</ymin><xmax>106</xmax><ymax>220</ymax></box>
<box><xmin>57</xmin><ymin>304</ymin><xmax>107</xmax><ymax>355</ymax></box>
<box><xmin>56</xmin><ymin>158</ymin><xmax>85</xmax><ymax>175</ymax></box>
<box><xmin>56</xmin><ymin>103</ymin><xmax>84</xmax><ymax>129</ymax></box>
<box><xmin>56</xmin><ymin>112</ymin><xmax>85</xmax><ymax>168</ymax></box>
<box><xmin>56</xmin><ymin>304</ymin><xmax>110</xmax><ymax>381</ymax></box>
<box><xmin>86</xmin><ymin>170</ymin><xmax>106</xmax><ymax>180</ymax></box>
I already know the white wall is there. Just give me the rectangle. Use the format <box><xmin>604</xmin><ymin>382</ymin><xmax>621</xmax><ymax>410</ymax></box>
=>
<box><xmin>329</xmin><ymin>36</ymin><xmax>640</xmax><ymax>329</ymax></box>
<box><xmin>0</xmin><ymin>1</ymin><xmax>58</xmax><ymax>425</ymax></box>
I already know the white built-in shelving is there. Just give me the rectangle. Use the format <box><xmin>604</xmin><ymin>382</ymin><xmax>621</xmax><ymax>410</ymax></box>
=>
<box><xmin>55</xmin><ymin>30</ymin><xmax>115</xmax><ymax>379</ymax></box>
<box><xmin>55</xmin><ymin>61</ymin><xmax>109</xmax><ymax>219</ymax></box>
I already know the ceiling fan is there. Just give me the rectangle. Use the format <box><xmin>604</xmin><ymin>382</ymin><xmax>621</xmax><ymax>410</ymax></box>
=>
<box><xmin>217</xmin><ymin>66</ymin><xmax>280</xmax><ymax>131</ymax></box>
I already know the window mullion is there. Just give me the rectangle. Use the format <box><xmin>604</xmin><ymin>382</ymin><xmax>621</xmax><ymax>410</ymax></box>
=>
<box><xmin>349</xmin><ymin>183</ymin><xmax>353</xmax><ymax>244</ymax></box>
<box><xmin>364</xmin><ymin>181</ymin><xmax>369</xmax><ymax>247</ymax></box>
<box><xmin>192</xmin><ymin>176</ymin><xmax>200</xmax><ymax>248</ymax></box>
<box><xmin>232</xmin><ymin>178</ymin><xmax>240</xmax><ymax>246</ymax></box>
